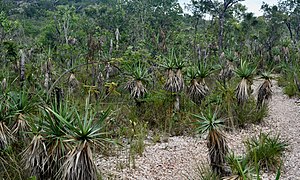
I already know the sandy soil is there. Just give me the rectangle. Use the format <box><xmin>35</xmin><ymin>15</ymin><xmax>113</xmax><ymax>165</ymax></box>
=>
<box><xmin>96</xmin><ymin>79</ymin><xmax>300</xmax><ymax>180</ymax></box>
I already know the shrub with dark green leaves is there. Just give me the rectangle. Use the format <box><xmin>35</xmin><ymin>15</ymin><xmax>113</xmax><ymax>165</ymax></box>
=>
<box><xmin>233</xmin><ymin>98</ymin><xmax>268</xmax><ymax>127</ymax></box>
<box><xmin>244</xmin><ymin>132</ymin><xmax>287</xmax><ymax>171</ymax></box>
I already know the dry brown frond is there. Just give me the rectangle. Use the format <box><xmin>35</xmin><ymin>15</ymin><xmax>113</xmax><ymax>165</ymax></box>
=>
<box><xmin>188</xmin><ymin>79</ymin><xmax>208</xmax><ymax>104</ymax></box>
<box><xmin>235</xmin><ymin>78</ymin><xmax>250</xmax><ymax>105</ymax></box>
<box><xmin>0</xmin><ymin>122</ymin><xmax>12</xmax><ymax>150</ymax></box>
<box><xmin>44</xmin><ymin>140</ymin><xmax>69</xmax><ymax>179</ymax></box>
<box><xmin>257</xmin><ymin>79</ymin><xmax>272</xmax><ymax>109</ymax></box>
<box><xmin>68</xmin><ymin>73</ymin><xmax>79</xmax><ymax>92</ymax></box>
<box><xmin>23</xmin><ymin>135</ymin><xmax>48</xmax><ymax>179</ymax></box>
<box><xmin>165</xmin><ymin>69</ymin><xmax>184</xmax><ymax>93</ymax></box>
<box><xmin>1</xmin><ymin>78</ymin><xmax>7</xmax><ymax>91</ymax></box>
<box><xmin>61</xmin><ymin>141</ymin><xmax>97</xmax><ymax>180</ymax></box>
<box><xmin>125</xmin><ymin>80</ymin><xmax>147</xmax><ymax>99</ymax></box>
<box><xmin>11</xmin><ymin>113</ymin><xmax>30</xmax><ymax>141</ymax></box>
<box><xmin>207</xmin><ymin>130</ymin><xmax>228</xmax><ymax>175</ymax></box>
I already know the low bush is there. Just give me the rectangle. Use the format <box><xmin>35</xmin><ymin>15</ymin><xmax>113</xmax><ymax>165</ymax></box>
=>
<box><xmin>244</xmin><ymin>132</ymin><xmax>287</xmax><ymax>171</ymax></box>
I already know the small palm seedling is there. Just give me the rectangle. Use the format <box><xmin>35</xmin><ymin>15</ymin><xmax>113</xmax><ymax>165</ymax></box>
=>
<box><xmin>51</xmin><ymin>99</ymin><xmax>112</xmax><ymax>180</ymax></box>
<box><xmin>193</xmin><ymin>109</ymin><xmax>229</xmax><ymax>176</ymax></box>
<box><xmin>244</xmin><ymin>132</ymin><xmax>287</xmax><ymax>171</ymax></box>
<box><xmin>234</xmin><ymin>60</ymin><xmax>256</xmax><ymax>106</ymax></box>
<box><xmin>225</xmin><ymin>152</ymin><xmax>254</xmax><ymax>180</ymax></box>
<box><xmin>124</xmin><ymin>61</ymin><xmax>150</xmax><ymax>101</ymax></box>
<box><xmin>257</xmin><ymin>72</ymin><xmax>272</xmax><ymax>109</ymax></box>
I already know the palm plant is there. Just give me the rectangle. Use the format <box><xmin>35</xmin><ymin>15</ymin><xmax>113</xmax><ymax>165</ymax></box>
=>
<box><xmin>162</xmin><ymin>53</ymin><xmax>185</xmax><ymax>111</ymax></box>
<box><xmin>234</xmin><ymin>60</ymin><xmax>256</xmax><ymax>106</ymax></box>
<box><xmin>257</xmin><ymin>72</ymin><xmax>272</xmax><ymax>109</ymax></box>
<box><xmin>42</xmin><ymin>102</ymin><xmax>73</xmax><ymax>178</ymax></box>
<box><xmin>193</xmin><ymin>109</ymin><xmax>229</xmax><ymax>176</ymax></box>
<box><xmin>42</xmin><ymin>58</ymin><xmax>53</xmax><ymax>90</ymax></box>
<box><xmin>23</xmin><ymin>101</ymin><xmax>73</xmax><ymax>179</ymax></box>
<box><xmin>124</xmin><ymin>61</ymin><xmax>149</xmax><ymax>101</ymax></box>
<box><xmin>49</xmin><ymin>99</ymin><xmax>112</xmax><ymax>180</ymax></box>
<box><xmin>187</xmin><ymin>62</ymin><xmax>212</xmax><ymax>104</ymax></box>
<box><xmin>8</xmin><ymin>91</ymin><xmax>38</xmax><ymax>141</ymax></box>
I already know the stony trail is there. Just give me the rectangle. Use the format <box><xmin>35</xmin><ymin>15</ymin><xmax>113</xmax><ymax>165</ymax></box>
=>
<box><xmin>96</xmin><ymin>79</ymin><xmax>300</xmax><ymax>180</ymax></box>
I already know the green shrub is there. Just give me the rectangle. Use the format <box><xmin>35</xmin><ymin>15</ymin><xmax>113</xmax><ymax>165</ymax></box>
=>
<box><xmin>233</xmin><ymin>98</ymin><xmax>268</xmax><ymax>127</ymax></box>
<box><xmin>183</xmin><ymin>163</ymin><xmax>219</xmax><ymax>180</ymax></box>
<box><xmin>244</xmin><ymin>132</ymin><xmax>287</xmax><ymax>171</ymax></box>
<box><xmin>283</xmin><ymin>82</ymin><xmax>298</xmax><ymax>97</ymax></box>
<box><xmin>226</xmin><ymin>152</ymin><xmax>254</xmax><ymax>179</ymax></box>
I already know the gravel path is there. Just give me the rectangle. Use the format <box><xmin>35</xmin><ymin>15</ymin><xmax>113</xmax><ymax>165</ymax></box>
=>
<box><xmin>96</xmin><ymin>79</ymin><xmax>300</xmax><ymax>180</ymax></box>
<box><xmin>264</xmin><ymin>79</ymin><xmax>300</xmax><ymax>180</ymax></box>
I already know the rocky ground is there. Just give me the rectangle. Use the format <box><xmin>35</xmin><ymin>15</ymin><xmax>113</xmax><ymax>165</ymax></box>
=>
<box><xmin>96</xmin><ymin>79</ymin><xmax>300</xmax><ymax>180</ymax></box>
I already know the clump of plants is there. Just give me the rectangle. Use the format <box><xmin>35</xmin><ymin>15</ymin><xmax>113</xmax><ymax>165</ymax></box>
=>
<box><xmin>233</xmin><ymin>98</ymin><xmax>268</xmax><ymax>127</ymax></box>
<box><xmin>244</xmin><ymin>132</ymin><xmax>287</xmax><ymax>171</ymax></box>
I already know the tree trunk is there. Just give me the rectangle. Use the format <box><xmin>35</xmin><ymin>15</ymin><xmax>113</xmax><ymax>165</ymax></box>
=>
<box><xmin>218</xmin><ymin>12</ymin><xmax>225</xmax><ymax>55</ymax></box>
<box><xmin>20</xmin><ymin>49</ymin><xmax>26</xmax><ymax>88</ymax></box>
<box><xmin>174</xmin><ymin>94</ymin><xmax>180</xmax><ymax>112</ymax></box>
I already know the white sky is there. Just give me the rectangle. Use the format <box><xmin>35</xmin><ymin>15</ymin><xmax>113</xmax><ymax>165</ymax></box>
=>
<box><xmin>178</xmin><ymin>0</ymin><xmax>278</xmax><ymax>16</ymax></box>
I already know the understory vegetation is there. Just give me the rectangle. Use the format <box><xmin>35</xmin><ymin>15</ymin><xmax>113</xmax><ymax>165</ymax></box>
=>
<box><xmin>0</xmin><ymin>0</ymin><xmax>298</xmax><ymax>179</ymax></box>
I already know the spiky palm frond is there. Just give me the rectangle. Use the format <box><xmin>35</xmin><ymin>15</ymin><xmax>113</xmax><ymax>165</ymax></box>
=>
<box><xmin>187</xmin><ymin>66</ymin><xmax>210</xmax><ymax>104</ymax></box>
<box><xmin>160</xmin><ymin>57</ymin><xmax>175</xmax><ymax>70</ymax></box>
<box><xmin>234</xmin><ymin>60</ymin><xmax>256</xmax><ymax>80</ymax></box>
<box><xmin>225</xmin><ymin>152</ymin><xmax>254</xmax><ymax>180</ymax></box>
<box><xmin>198</xmin><ymin>62</ymin><xmax>213</xmax><ymax>79</ymax></box>
<box><xmin>193</xmin><ymin>110</ymin><xmax>228</xmax><ymax>175</ymax></box>
<box><xmin>41</xmin><ymin>102</ymin><xmax>73</xmax><ymax>178</ymax></box>
<box><xmin>234</xmin><ymin>61</ymin><xmax>255</xmax><ymax>105</ymax></box>
<box><xmin>125</xmin><ymin>61</ymin><xmax>150</xmax><ymax>81</ymax></box>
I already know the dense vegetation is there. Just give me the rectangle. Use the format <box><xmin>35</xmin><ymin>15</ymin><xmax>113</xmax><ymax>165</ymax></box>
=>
<box><xmin>0</xmin><ymin>0</ymin><xmax>298</xmax><ymax>179</ymax></box>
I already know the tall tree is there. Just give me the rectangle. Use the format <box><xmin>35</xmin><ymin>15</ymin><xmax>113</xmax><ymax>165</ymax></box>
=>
<box><xmin>191</xmin><ymin>0</ymin><xmax>244</xmax><ymax>53</ymax></box>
